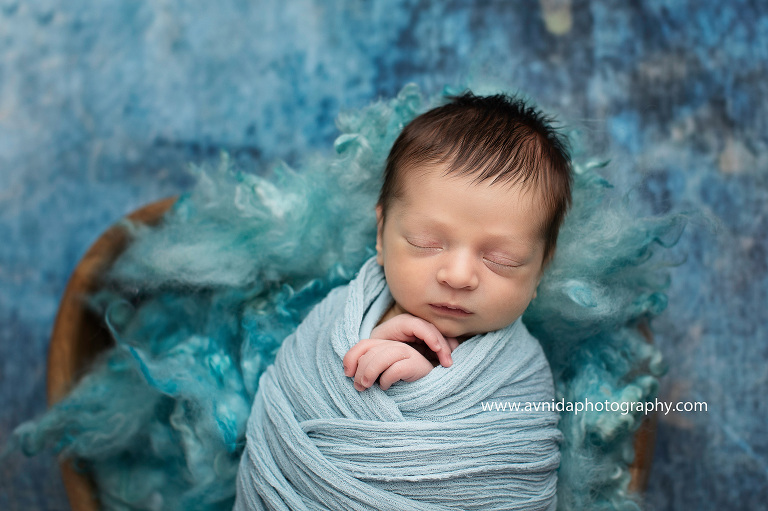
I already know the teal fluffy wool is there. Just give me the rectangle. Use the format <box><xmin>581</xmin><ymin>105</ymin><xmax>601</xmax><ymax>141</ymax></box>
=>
<box><xmin>7</xmin><ymin>83</ymin><xmax>684</xmax><ymax>511</ymax></box>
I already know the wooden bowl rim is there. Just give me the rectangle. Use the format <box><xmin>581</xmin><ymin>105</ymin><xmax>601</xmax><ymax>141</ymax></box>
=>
<box><xmin>47</xmin><ymin>196</ymin><xmax>177</xmax><ymax>511</ymax></box>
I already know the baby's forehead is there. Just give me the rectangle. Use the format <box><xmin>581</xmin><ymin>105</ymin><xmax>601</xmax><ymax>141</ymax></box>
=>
<box><xmin>400</xmin><ymin>164</ymin><xmax>549</xmax><ymax>206</ymax></box>
<box><xmin>396</xmin><ymin>167</ymin><xmax>550</xmax><ymax>236</ymax></box>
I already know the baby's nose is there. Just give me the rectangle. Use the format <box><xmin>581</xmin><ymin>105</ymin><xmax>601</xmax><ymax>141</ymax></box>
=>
<box><xmin>437</xmin><ymin>253</ymin><xmax>479</xmax><ymax>290</ymax></box>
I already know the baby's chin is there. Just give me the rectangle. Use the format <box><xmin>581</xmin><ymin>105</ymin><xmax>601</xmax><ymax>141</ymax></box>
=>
<box><xmin>432</xmin><ymin>318</ymin><xmax>513</xmax><ymax>343</ymax></box>
<box><xmin>430</xmin><ymin>321</ymin><xmax>482</xmax><ymax>342</ymax></box>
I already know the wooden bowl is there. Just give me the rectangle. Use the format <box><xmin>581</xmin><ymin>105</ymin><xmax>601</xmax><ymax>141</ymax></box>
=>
<box><xmin>46</xmin><ymin>196</ymin><xmax>657</xmax><ymax>509</ymax></box>
<box><xmin>47</xmin><ymin>197</ymin><xmax>177</xmax><ymax>511</ymax></box>
<box><xmin>627</xmin><ymin>322</ymin><xmax>658</xmax><ymax>494</ymax></box>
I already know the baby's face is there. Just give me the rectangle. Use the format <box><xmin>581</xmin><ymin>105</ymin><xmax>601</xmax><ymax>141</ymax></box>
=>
<box><xmin>376</xmin><ymin>163</ymin><xmax>548</xmax><ymax>339</ymax></box>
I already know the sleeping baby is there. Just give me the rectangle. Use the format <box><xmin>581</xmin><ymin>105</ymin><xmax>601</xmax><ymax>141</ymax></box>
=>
<box><xmin>235</xmin><ymin>91</ymin><xmax>571</xmax><ymax>511</ymax></box>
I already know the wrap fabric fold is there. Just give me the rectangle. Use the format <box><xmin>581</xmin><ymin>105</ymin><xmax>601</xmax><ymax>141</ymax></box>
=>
<box><xmin>235</xmin><ymin>257</ymin><xmax>563</xmax><ymax>511</ymax></box>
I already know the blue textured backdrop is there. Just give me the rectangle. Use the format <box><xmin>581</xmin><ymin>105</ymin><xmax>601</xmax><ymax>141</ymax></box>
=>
<box><xmin>1</xmin><ymin>0</ymin><xmax>766</xmax><ymax>509</ymax></box>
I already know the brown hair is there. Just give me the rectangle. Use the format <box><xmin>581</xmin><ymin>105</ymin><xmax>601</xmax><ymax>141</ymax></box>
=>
<box><xmin>378</xmin><ymin>91</ymin><xmax>573</xmax><ymax>264</ymax></box>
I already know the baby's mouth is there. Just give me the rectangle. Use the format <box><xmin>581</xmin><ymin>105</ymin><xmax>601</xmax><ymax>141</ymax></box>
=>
<box><xmin>429</xmin><ymin>303</ymin><xmax>472</xmax><ymax>316</ymax></box>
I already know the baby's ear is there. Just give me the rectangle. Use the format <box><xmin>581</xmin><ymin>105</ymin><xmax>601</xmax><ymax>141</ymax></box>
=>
<box><xmin>375</xmin><ymin>205</ymin><xmax>384</xmax><ymax>265</ymax></box>
<box><xmin>532</xmin><ymin>268</ymin><xmax>544</xmax><ymax>300</ymax></box>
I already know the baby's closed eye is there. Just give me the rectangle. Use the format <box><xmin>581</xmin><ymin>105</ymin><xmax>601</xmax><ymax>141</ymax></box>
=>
<box><xmin>483</xmin><ymin>255</ymin><xmax>521</xmax><ymax>268</ymax></box>
<box><xmin>406</xmin><ymin>237</ymin><xmax>442</xmax><ymax>250</ymax></box>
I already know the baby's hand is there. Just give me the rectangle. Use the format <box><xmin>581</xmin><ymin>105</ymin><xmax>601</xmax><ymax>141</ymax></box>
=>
<box><xmin>343</xmin><ymin>338</ymin><xmax>434</xmax><ymax>391</ymax></box>
<box><xmin>342</xmin><ymin>314</ymin><xmax>459</xmax><ymax>391</ymax></box>
<box><xmin>369</xmin><ymin>314</ymin><xmax>459</xmax><ymax>368</ymax></box>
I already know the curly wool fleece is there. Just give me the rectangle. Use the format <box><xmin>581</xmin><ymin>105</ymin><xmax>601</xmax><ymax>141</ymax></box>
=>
<box><xmin>9</xmin><ymin>83</ymin><xmax>684</xmax><ymax>511</ymax></box>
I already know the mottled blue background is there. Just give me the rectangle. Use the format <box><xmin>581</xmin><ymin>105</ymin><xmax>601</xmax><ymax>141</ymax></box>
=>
<box><xmin>1</xmin><ymin>0</ymin><xmax>766</xmax><ymax>509</ymax></box>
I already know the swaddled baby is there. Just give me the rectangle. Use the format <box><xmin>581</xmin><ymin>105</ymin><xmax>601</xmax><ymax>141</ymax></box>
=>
<box><xmin>235</xmin><ymin>92</ymin><xmax>572</xmax><ymax>511</ymax></box>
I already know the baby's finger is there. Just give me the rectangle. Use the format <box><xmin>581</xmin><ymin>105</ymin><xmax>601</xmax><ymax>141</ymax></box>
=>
<box><xmin>446</xmin><ymin>337</ymin><xmax>460</xmax><ymax>351</ymax></box>
<box><xmin>376</xmin><ymin>315</ymin><xmax>453</xmax><ymax>367</ymax></box>
<box><xmin>354</xmin><ymin>343</ymin><xmax>408</xmax><ymax>391</ymax></box>
<box><xmin>369</xmin><ymin>316</ymin><xmax>419</xmax><ymax>342</ymax></box>
<box><xmin>343</xmin><ymin>338</ymin><xmax>377</xmax><ymax>377</ymax></box>
<box><xmin>379</xmin><ymin>356</ymin><xmax>433</xmax><ymax>390</ymax></box>
<box><xmin>410</xmin><ymin>322</ymin><xmax>453</xmax><ymax>368</ymax></box>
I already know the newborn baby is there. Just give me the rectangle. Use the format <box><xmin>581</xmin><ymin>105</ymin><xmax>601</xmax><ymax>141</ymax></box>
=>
<box><xmin>235</xmin><ymin>91</ymin><xmax>571</xmax><ymax>511</ymax></box>
<box><xmin>343</xmin><ymin>91</ymin><xmax>571</xmax><ymax>393</ymax></box>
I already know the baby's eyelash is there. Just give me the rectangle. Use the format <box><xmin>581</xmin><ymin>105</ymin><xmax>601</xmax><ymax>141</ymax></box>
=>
<box><xmin>406</xmin><ymin>238</ymin><xmax>441</xmax><ymax>250</ymax></box>
<box><xmin>483</xmin><ymin>257</ymin><xmax>520</xmax><ymax>269</ymax></box>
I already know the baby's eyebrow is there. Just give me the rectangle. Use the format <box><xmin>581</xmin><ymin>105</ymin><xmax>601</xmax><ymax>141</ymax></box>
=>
<box><xmin>482</xmin><ymin>231</ymin><xmax>539</xmax><ymax>250</ymax></box>
<box><xmin>400</xmin><ymin>213</ymin><xmax>446</xmax><ymax>230</ymax></box>
<box><xmin>421</xmin><ymin>222</ymin><xmax>536</xmax><ymax>251</ymax></box>
<box><xmin>484</xmin><ymin>232</ymin><xmax>526</xmax><ymax>244</ymax></box>
<box><xmin>401</xmin><ymin>212</ymin><xmax>541</xmax><ymax>248</ymax></box>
